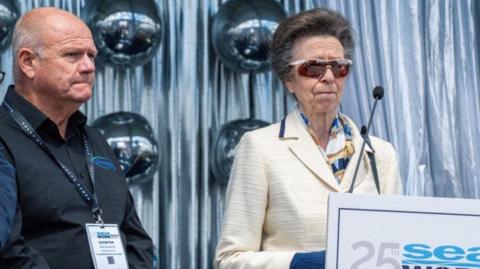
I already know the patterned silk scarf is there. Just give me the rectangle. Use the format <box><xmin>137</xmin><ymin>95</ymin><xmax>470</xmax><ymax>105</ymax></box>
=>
<box><xmin>299</xmin><ymin>110</ymin><xmax>355</xmax><ymax>182</ymax></box>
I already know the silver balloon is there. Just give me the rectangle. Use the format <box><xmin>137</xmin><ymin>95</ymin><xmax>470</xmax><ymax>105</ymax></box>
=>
<box><xmin>211</xmin><ymin>0</ymin><xmax>286</xmax><ymax>73</ymax></box>
<box><xmin>210</xmin><ymin>119</ymin><xmax>270</xmax><ymax>184</ymax></box>
<box><xmin>92</xmin><ymin>112</ymin><xmax>159</xmax><ymax>185</ymax></box>
<box><xmin>0</xmin><ymin>0</ymin><xmax>19</xmax><ymax>53</ymax></box>
<box><xmin>84</xmin><ymin>0</ymin><xmax>162</xmax><ymax>67</ymax></box>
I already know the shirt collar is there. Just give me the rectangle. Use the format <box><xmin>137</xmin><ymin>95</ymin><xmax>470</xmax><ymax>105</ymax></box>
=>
<box><xmin>5</xmin><ymin>85</ymin><xmax>47</xmax><ymax>130</ymax></box>
<box><xmin>4</xmin><ymin>85</ymin><xmax>87</xmax><ymax>139</ymax></box>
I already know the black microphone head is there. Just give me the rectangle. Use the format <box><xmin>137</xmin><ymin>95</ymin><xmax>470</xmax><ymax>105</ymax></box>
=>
<box><xmin>360</xmin><ymin>125</ymin><xmax>367</xmax><ymax>135</ymax></box>
<box><xmin>373</xmin><ymin>86</ymin><xmax>384</xmax><ymax>99</ymax></box>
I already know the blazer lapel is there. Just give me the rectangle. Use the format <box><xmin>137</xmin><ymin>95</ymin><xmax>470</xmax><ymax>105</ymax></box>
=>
<box><xmin>280</xmin><ymin>111</ymin><xmax>341</xmax><ymax>192</ymax></box>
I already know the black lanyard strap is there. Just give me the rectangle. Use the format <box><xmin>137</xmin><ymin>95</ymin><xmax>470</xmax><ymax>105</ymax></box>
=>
<box><xmin>2</xmin><ymin>101</ymin><xmax>103</xmax><ymax>223</ymax></box>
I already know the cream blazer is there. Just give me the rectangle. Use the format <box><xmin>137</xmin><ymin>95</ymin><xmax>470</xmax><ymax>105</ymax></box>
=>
<box><xmin>214</xmin><ymin>110</ymin><xmax>403</xmax><ymax>269</ymax></box>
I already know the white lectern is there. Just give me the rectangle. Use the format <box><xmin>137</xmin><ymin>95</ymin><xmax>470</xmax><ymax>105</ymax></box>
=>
<box><xmin>326</xmin><ymin>193</ymin><xmax>480</xmax><ymax>269</ymax></box>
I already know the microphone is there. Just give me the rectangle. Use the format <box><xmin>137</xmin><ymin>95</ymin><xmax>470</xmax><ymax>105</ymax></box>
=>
<box><xmin>348</xmin><ymin>86</ymin><xmax>384</xmax><ymax>193</ymax></box>
<box><xmin>373</xmin><ymin>86</ymin><xmax>384</xmax><ymax>99</ymax></box>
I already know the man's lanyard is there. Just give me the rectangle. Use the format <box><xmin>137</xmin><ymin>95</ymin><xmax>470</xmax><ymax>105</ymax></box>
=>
<box><xmin>1</xmin><ymin>101</ymin><xmax>104</xmax><ymax>224</ymax></box>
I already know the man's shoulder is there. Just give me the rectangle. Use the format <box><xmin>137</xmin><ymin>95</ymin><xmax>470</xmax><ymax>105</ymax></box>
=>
<box><xmin>83</xmin><ymin>125</ymin><xmax>115</xmax><ymax>152</ymax></box>
<box><xmin>83</xmin><ymin>125</ymin><xmax>122</xmax><ymax>168</ymax></box>
<box><xmin>0</xmin><ymin>108</ymin><xmax>22</xmax><ymax>140</ymax></box>
<box><xmin>0</xmin><ymin>107</ymin><xmax>13</xmax><ymax>124</ymax></box>
<box><xmin>84</xmin><ymin>124</ymin><xmax>104</xmax><ymax>138</ymax></box>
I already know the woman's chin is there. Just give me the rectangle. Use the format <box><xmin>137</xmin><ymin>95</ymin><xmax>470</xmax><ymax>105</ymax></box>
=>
<box><xmin>310</xmin><ymin>101</ymin><xmax>339</xmax><ymax>114</ymax></box>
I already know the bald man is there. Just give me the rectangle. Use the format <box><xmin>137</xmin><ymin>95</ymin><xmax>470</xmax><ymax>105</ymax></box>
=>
<box><xmin>0</xmin><ymin>7</ymin><xmax>153</xmax><ymax>269</ymax></box>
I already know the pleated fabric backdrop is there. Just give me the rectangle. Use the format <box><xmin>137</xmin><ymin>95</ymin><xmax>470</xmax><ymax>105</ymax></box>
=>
<box><xmin>0</xmin><ymin>1</ymin><xmax>479</xmax><ymax>269</ymax></box>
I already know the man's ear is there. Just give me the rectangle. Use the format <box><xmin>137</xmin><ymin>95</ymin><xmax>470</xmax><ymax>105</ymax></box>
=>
<box><xmin>17</xmin><ymin>48</ymin><xmax>38</xmax><ymax>79</ymax></box>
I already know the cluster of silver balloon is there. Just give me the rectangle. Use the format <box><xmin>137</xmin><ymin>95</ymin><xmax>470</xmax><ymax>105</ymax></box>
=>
<box><xmin>210</xmin><ymin>119</ymin><xmax>270</xmax><ymax>185</ymax></box>
<box><xmin>0</xmin><ymin>0</ymin><xmax>19</xmax><ymax>53</ymax></box>
<box><xmin>211</xmin><ymin>0</ymin><xmax>286</xmax><ymax>73</ymax></box>
<box><xmin>92</xmin><ymin>112</ymin><xmax>159</xmax><ymax>186</ymax></box>
<box><xmin>83</xmin><ymin>0</ymin><xmax>163</xmax><ymax>67</ymax></box>
<box><xmin>85</xmin><ymin>0</ymin><xmax>162</xmax><ymax>185</ymax></box>
<box><xmin>210</xmin><ymin>0</ymin><xmax>286</xmax><ymax>184</ymax></box>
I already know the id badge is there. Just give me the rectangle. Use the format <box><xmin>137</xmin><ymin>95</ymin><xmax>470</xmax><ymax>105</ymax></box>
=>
<box><xmin>86</xmin><ymin>223</ymin><xmax>129</xmax><ymax>269</ymax></box>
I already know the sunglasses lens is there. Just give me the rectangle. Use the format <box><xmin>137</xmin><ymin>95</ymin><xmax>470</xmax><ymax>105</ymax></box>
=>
<box><xmin>297</xmin><ymin>63</ymin><xmax>326</xmax><ymax>78</ymax></box>
<box><xmin>297</xmin><ymin>61</ymin><xmax>350</xmax><ymax>78</ymax></box>
<box><xmin>330</xmin><ymin>62</ymin><xmax>349</xmax><ymax>77</ymax></box>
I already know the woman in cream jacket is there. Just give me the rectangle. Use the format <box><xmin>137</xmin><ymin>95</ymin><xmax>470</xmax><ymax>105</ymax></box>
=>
<box><xmin>214</xmin><ymin>7</ymin><xmax>403</xmax><ymax>269</ymax></box>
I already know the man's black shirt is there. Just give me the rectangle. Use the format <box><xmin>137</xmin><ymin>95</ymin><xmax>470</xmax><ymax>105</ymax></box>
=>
<box><xmin>0</xmin><ymin>86</ymin><xmax>153</xmax><ymax>269</ymax></box>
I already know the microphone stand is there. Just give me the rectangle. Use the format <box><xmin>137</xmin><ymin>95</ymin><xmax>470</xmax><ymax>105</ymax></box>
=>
<box><xmin>348</xmin><ymin>87</ymin><xmax>384</xmax><ymax>193</ymax></box>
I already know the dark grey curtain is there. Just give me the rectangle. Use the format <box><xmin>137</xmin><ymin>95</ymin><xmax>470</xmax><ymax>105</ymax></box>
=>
<box><xmin>0</xmin><ymin>1</ymin><xmax>479</xmax><ymax>269</ymax></box>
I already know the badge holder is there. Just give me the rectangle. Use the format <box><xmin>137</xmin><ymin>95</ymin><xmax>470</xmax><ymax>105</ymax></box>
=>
<box><xmin>86</xmin><ymin>212</ymin><xmax>129</xmax><ymax>269</ymax></box>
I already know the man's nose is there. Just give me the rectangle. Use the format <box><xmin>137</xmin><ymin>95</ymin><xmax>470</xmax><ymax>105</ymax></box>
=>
<box><xmin>79</xmin><ymin>54</ymin><xmax>95</xmax><ymax>73</ymax></box>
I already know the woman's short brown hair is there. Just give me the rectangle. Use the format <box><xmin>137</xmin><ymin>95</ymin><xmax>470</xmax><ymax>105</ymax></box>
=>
<box><xmin>270</xmin><ymin>7</ymin><xmax>355</xmax><ymax>81</ymax></box>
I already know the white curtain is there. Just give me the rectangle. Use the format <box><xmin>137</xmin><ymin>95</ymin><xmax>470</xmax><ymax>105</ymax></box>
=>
<box><xmin>319</xmin><ymin>0</ymin><xmax>480</xmax><ymax>198</ymax></box>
